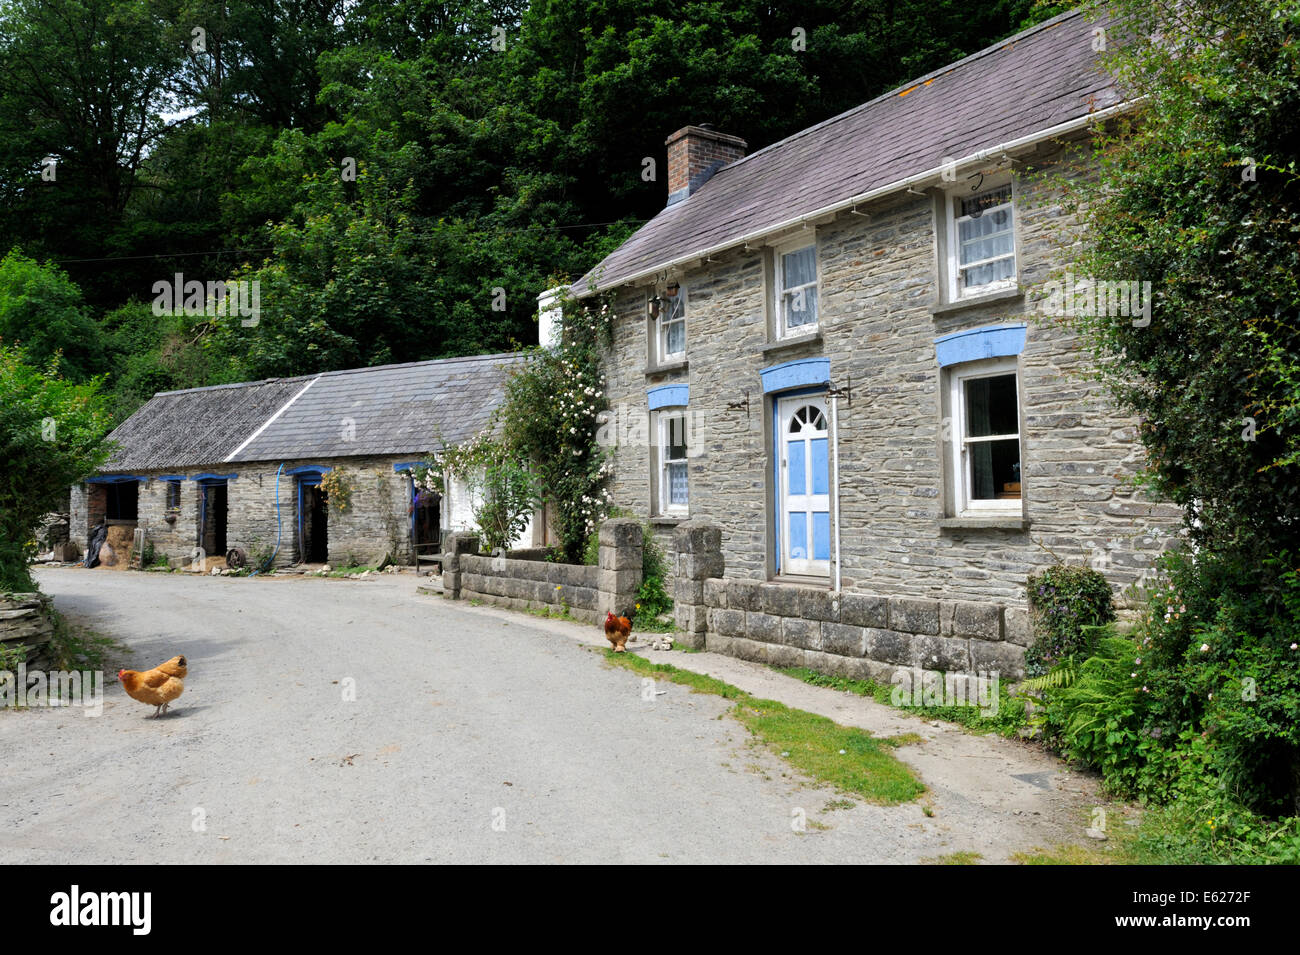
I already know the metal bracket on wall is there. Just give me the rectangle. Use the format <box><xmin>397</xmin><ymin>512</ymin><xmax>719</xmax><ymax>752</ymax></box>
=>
<box><xmin>726</xmin><ymin>390</ymin><xmax>751</xmax><ymax>422</ymax></box>
<box><xmin>826</xmin><ymin>376</ymin><xmax>852</xmax><ymax>406</ymax></box>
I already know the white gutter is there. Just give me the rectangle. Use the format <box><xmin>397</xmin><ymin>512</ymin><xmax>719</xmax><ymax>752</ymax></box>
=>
<box><xmin>584</xmin><ymin>100</ymin><xmax>1139</xmax><ymax>293</ymax></box>
<box><xmin>227</xmin><ymin>376</ymin><xmax>320</xmax><ymax>461</ymax></box>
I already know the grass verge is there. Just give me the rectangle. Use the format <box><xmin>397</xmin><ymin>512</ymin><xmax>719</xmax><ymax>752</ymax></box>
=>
<box><xmin>921</xmin><ymin>851</ymin><xmax>983</xmax><ymax>865</ymax></box>
<box><xmin>602</xmin><ymin>650</ymin><xmax>924</xmax><ymax>805</ymax></box>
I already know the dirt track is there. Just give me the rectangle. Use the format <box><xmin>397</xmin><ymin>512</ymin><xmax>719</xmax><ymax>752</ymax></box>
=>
<box><xmin>1</xmin><ymin>567</ymin><xmax>1112</xmax><ymax>863</ymax></box>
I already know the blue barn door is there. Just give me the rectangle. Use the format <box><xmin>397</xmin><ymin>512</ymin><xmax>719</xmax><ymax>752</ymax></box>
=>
<box><xmin>779</xmin><ymin>397</ymin><xmax>831</xmax><ymax>576</ymax></box>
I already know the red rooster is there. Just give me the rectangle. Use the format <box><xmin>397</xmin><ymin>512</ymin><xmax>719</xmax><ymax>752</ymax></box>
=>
<box><xmin>604</xmin><ymin>611</ymin><xmax>632</xmax><ymax>652</ymax></box>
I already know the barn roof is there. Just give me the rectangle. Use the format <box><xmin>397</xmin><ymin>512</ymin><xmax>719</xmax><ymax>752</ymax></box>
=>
<box><xmin>574</xmin><ymin>8</ymin><xmax>1122</xmax><ymax>295</ymax></box>
<box><xmin>101</xmin><ymin>352</ymin><xmax>527</xmax><ymax>471</ymax></box>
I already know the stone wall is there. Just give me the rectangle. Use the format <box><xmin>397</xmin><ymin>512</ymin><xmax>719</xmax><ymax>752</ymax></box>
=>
<box><xmin>457</xmin><ymin>553</ymin><xmax>602</xmax><ymax>624</ymax></box>
<box><xmin>671</xmin><ymin>519</ymin><xmax>1030</xmax><ymax>679</ymax></box>
<box><xmin>702</xmin><ymin>577</ymin><xmax>1030</xmax><ymax>680</ymax></box>
<box><xmin>0</xmin><ymin>593</ymin><xmax>54</xmax><ymax>660</ymax></box>
<box><xmin>443</xmin><ymin>518</ymin><xmax>643</xmax><ymax>626</ymax></box>
<box><xmin>444</xmin><ymin>531</ymin><xmax>604</xmax><ymax>625</ymax></box>
<box><xmin>598</xmin><ymin>137</ymin><xmax>1183</xmax><ymax>617</ymax></box>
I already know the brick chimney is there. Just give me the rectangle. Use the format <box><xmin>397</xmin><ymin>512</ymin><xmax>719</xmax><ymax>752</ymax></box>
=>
<box><xmin>665</xmin><ymin>124</ymin><xmax>747</xmax><ymax>206</ymax></box>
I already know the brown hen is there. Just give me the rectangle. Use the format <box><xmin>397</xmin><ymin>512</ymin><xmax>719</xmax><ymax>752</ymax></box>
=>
<box><xmin>604</xmin><ymin>612</ymin><xmax>632</xmax><ymax>652</ymax></box>
<box><xmin>118</xmin><ymin>655</ymin><xmax>186</xmax><ymax>717</ymax></box>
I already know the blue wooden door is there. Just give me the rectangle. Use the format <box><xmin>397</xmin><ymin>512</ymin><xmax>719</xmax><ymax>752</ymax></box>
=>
<box><xmin>779</xmin><ymin>397</ymin><xmax>831</xmax><ymax>576</ymax></box>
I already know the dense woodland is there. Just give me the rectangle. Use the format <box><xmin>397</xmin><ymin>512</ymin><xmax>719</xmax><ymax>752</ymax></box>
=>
<box><xmin>0</xmin><ymin>0</ymin><xmax>1066</xmax><ymax>420</ymax></box>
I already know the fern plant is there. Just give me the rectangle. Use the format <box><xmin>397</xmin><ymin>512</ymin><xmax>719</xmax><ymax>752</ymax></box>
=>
<box><xmin>1018</xmin><ymin>660</ymin><xmax>1078</xmax><ymax>693</ymax></box>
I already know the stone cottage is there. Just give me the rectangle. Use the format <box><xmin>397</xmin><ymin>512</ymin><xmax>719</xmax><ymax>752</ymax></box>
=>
<box><xmin>569</xmin><ymin>9</ymin><xmax>1182</xmax><ymax>678</ymax></box>
<box><xmin>70</xmin><ymin>353</ymin><xmax>533</xmax><ymax>571</ymax></box>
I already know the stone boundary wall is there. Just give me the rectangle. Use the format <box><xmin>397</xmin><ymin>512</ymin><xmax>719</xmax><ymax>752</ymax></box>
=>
<box><xmin>443</xmin><ymin>519</ymin><xmax>645</xmax><ymax>627</ymax></box>
<box><xmin>444</xmin><ymin>518</ymin><xmax>1032</xmax><ymax>682</ymax></box>
<box><xmin>701</xmin><ymin>579</ymin><xmax>1030</xmax><ymax>681</ymax></box>
<box><xmin>670</xmin><ymin>519</ymin><xmax>1032</xmax><ymax>680</ymax></box>
<box><xmin>458</xmin><ymin>552</ymin><xmax>601</xmax><ymax>624</ymax></box>
<box><xmin>0</xmin><ymin>593</ymin><xmax>54</xmax><ymax>660</ymax></box>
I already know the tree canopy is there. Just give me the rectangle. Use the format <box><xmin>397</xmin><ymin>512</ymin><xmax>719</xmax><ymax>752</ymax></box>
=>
<box><xmin>0</xmin><ymin>0</ymin><xmax>1064</xmax><ymax>416</ymax></box>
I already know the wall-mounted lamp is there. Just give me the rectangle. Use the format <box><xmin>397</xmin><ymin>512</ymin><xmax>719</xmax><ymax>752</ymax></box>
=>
<box><xmin>664</xmin><ymin>281</ymin><xmax>680</xmax><ymax>297</ymax></box>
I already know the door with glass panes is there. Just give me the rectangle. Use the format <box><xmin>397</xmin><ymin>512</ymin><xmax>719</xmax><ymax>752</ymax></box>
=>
<box><xmin>778</xmin><ymin>396</ymin><xmax>831</xmax><ymax>576</ymax></box>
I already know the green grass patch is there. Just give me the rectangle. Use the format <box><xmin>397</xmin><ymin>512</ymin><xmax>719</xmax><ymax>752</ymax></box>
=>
<box><xmin>922</xmin><ymin>851</ymin><xmax>983</xmax><ymax>865</ymax></box>
<box><xmin>1010</xmin><ymin>843</ymin><xmax>1119</xmax><ymax>865</ymax></box>
<box><xmin>632</xmin><ymin>617</ymin><xmax>678</xmax><ymax>634</ymax></box>
<box><xmin>775</xmin><ymin>665</ymin><xmax>1029</xmax><ymax>737</ymax></box>
<box><xmin>524</xmin><ymin>603</ymin><xmax>577</xmax><ymax>622</ymax></box>
<box><xmin>1124</xmin><ymin>793</ymin><xmax>1300</xmax><ymax>865</ymax></box>
<box><xmin>328</xmin><ymin>564</ymin><xmax>380</xmax><ymax>577</ymax></box>
<box><xmin>603</xmin><ymin>650</ymin><xmax>924</xmax><ymax>805</ymax></box>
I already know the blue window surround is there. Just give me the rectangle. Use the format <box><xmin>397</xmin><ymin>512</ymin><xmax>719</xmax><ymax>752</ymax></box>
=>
<box><xmin>760</xmin><ymin>357</ymin><xmax>831</xmax><ymax>395</ymax></box>
<box><xmin>934</xmin><ymin>324</ymin><xmax>1027</xmax><ymax>367</ymax></box>
<box><xmin>393</xmin><ymin>461</ymin><xmax>424</xmax><ymax>473</ymax></box>
<box><xmin>283</xmin><ymin>465</ymin><xmax>332</xmax><ymax>476</ymax></box>
<box><xmin>156</xmin><ymin>475</ymin><xmax>185</xmax><ymax>482</ymax></box>
<box><xmin>192</xmin><ymin>473</ymin><xmax>237</xmax><ymax>482</ymax></box>
<box><xmin>647</xmin><ymin>384</ymin><xmax>689</xmax><ymax>410</ymax></box>
<box><xmin>86</xmin><ymin>475</ymin><xmax>147</xmax><ymax>484</ymax></box>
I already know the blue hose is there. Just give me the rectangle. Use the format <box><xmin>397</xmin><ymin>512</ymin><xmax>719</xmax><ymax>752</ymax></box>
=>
<box><xmin>249</xmin><ymin>463</ymin><xmax>284</xmax><ymax>577</ymax></box>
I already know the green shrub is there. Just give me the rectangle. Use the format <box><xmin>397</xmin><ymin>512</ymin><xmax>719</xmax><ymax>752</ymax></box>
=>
<box><xmin>635</xmin><ymin>523</ymin><xmax>673</xmax><ymax>618</ymax></box>
<box><xmin>0</xmin><ymin>345</ymin><xmax>111</xmax><ymax>591</ymax></box>
<box><xmin>1024</xmin><ymin>565</ymin><xmax>1115</xmax><ymax>675</ymax></box>
<box><xmin>1125</xmin><ymin>550</ymin><xmax>1300</xmax><ymax>816</ymax></box>
<box><xmin>247</xmin><ymin>538</ymin><xmax>275</xmax><ymax>573</ymax></box>
<box><xmin>1038</xmin><ymin>630</ymin><xmax>1186</xmax><ymax>804</ymax></box>
<box><xmin>581</xmin><ymin>529</ymin><xmax>599</xmax><ymax>566</ymax></box>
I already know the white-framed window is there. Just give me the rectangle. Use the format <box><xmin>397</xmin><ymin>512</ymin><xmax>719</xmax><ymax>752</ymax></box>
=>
<box><xmin>774</xmin><ymin>239</ymin><xmax>819</xmax><ymax>337</ymax></box>
<box><xmin>948</xmin><ymin>183</ymin><xmax>1016</xmax><ymax>299</ymax></box>
<box><xmin>656</xmin><ymin>409</ymin><xmax>689</xmax><ymax>514</ymax></box>
<box><xmin>948</xmin><ymin>357</ymin><xmax>1022</xmax><ymax>516</ymax></box>
<box><xmin>656</xmin><ymin>289</ymin><xmax>686</xmax><ymax>363</ymax></box>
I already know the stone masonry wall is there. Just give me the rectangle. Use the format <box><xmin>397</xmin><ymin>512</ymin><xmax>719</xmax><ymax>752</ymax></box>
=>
<box><xmin>445</xmin><ymin>518</ymin><xmax>643</xmax><ymax>627</ymax></box>
<box><xmin>600</xmin><ymin>137</ymin><xmax>1184</xmax><ymax>618</ymax></box>
<box><xmin>702</xmin><ymin>577</ymin><xmax>1030</xmax><ymax>679</ymax></box>
<box><xmin>457</xmin><ymin>553</ymin><xmax>602</xmax><ymax>625</ymax></box>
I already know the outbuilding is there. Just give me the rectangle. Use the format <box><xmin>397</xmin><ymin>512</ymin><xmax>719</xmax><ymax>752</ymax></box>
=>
<box><xmin>70</xmin><ymin>353</ymin><xmax>532</xmax><ymax>571</ymax></box>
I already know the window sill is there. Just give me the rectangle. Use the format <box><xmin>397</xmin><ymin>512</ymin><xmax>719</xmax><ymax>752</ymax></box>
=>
<box><xmin>650</xmin><ymin>516</ymin><xmax>685</xmax><ymax>527</ymax></box>
<box><xmin>938</xmin><ymin>516</ymin><xmax>1030</xmax><ymax>532</ymax></box>
<box><xmin>759</xmin><ymin>331</ymin><xmax>822</xmax><ymax>356</ymax></box>
<box><xmin>929</xmin><ymin>287</ymin><xmax>1024</xmax><ymax>317</ymax></box>
<box><xmin>768</xmin><ymin>574</ymin><xmax>831</xmax><ymax>588</ymax></box>
<box><xmin>645</xmin><ymin>359</ymin><xmax>688</xmax><ymax>377</ymax></box>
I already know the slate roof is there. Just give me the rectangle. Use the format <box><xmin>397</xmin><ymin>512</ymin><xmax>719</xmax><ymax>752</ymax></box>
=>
<box><xmin>101</xmin><ymin>352</ymin><xmax>526</xmax><ymax>471</ymax></box>
<box><xmin>575</xmin><ymin>8</ymin><xmax>1121</xmax><ymax>294</ymax></box>
<box><xmin>102</xmin><ymin>377</ymin><xmax>309</xmax><ymax>471</ymax></box>
<box><xmin>231</xmin><ymin>353</ymin><xmax>525</xmax><ymax>462</ymax></box>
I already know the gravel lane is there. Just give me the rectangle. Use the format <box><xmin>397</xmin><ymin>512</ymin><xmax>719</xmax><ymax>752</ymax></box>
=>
<box><xmin>2</xmin><ymin>568</ymin><xmax>1101</xmax><ymax>864</ymax></box>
